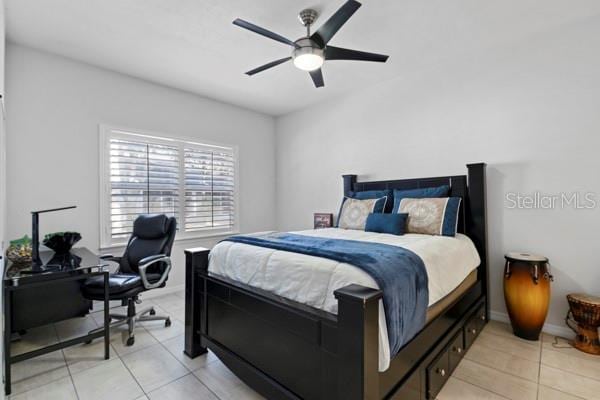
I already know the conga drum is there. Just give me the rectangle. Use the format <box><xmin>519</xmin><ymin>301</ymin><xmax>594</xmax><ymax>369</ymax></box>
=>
<box><xmin>504</xmin><ymin>253</ymin><xmax>553</xmax><ymax>340</ymax></box>
<box><xmin>566</xmin><ymin>293</ymin><xmax>600</xmax><ymax>355</ymax></box>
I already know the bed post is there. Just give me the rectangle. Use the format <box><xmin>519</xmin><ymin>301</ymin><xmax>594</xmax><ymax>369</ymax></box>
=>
<box><xmin>334</xmin><ymin>284</ymin><xmax>382</xmax><ymax>400</ymax></box>
<box><xmin>343</xmin><ymin>174</ymin><xmax>357</xmax><ymax>197</ymax></box>
<box><xmin>184</xmin><ymin>247</ymin><xmax>210</xmax><ymax>358</ymax></box>
<box><xmin>466</xmin><ymin>163</ymin><xmax>489</xmax><ymax>320</ymax></box>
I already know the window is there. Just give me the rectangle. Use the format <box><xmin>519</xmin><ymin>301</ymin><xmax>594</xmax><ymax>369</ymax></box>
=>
<box><xmin>100</xmin><ymin>126</ymin><xmax>238</xmax><ymax>247</ymax></box>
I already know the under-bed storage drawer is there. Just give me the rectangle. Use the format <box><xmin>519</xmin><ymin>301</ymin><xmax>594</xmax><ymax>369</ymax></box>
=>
<box><xmin>426</xmin><ymin>347</ymin><xmax>450</xmax><ymax>399</ymax></box>
<box><xmin>464</xmin><ymin>303</ymin><xmax>486</xmax><ymax>350</ymax></box>
<box><xmin>426</xmin><ymin>329</ymin><xmax>464</xmax><ymax>399</ymax></box>
<box><xmin>448</xmin><ymin>330</ymin><xmax>465</xmax><ymax>374</ymax></box>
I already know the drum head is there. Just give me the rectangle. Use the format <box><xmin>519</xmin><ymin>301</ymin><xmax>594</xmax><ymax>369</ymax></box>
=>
<box><xmin>568</xmin><ymin>293</ymin><xmax>600</xmax><ymax>306</ymax></box>
<box><xmin>505</xmin><ymin>252</ymin><xmax>548</xmax><ymax>263</ymax></box>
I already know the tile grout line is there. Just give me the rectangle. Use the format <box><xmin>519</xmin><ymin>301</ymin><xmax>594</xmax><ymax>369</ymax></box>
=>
<box><xmin>117</xmin><ymin>353</ymin><xmax>149</xmax><ymax>398</ymax></box>
<box><xmin>189</xmin><ymin>372</ymin><xmax>225</xmax><ymax>400</ymax></box>
<box><xmin>9</xmin><ymin>294</ymin><xmax>186</xmax><ymax>400</ymax></box>
<box><xmin>7</xmin><ymin>373</ymin><xmax>74</xmax><ymax>399</ymax></box>
<box><xmin>120</xmin><ymin>297</ymin><xmax>187</xmax><ymax>399</ymax></box>
<box><xmin>540</xmin><ymin>340</ymin><xmax>600</xmax><ymax>382</ymax></box>
<box><xmin>538</xmin><ymin>361</ymin><xmax>600</xmax><ymax>384</ymax></box>
<box><xmin>68</xmin><ymin>373</ymin><xmax>82</xmax><ymax>400</ymax></box>
<box><xmin>138</xmin><ymin>294</ymin><xmax>230</xmax><ymax>399</ymax></box>
<box><xmin>5</xmin><ymin>323</ymin><xmax>79</xmax><ymax>399</ymax></box>
<box><xmin>538</xmin><ymin>384</ymin><xmax>587</xmax><ymax>400</ymax></box>
<box><xmin>457</xmin><ymin>324</ymin><xmax>600</xmax><ymax>400</ymax></box>
<box><xmin>53</xmin><ymin>322</ymin><xmax>82</xmax><ymax>400</ymax></box>
<box><xmin>149</xmin><ymin>295</ymin><xmax>226</xmax><ymax>400</ymax></box>
<box><xmin>143</xmin><ymin>303</ymin><xmax>226</xmax><ymax>399</ymax></box>
<box><xmin>451</xmin><ymin>376</ymin><xmax>513</xmax><ymax>400</ymax></box>
<box><xmin>141</xmin><ymin>371</ymin><xmax>193</xmax><ymax>398</ymax></box>
<box><xmin>455</xmin><ymin>358</ymin><xmax>539</xmax><ymax>399</ymax></box>
<box><xmin>462</xmin><ymin>351</ymin><xmax>539</xmax><ymax>384</ymax></box>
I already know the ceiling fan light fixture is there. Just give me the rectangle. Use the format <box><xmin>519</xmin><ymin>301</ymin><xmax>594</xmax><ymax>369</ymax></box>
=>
<box><xmin>292</xmin><ymin>38</ymin><xmax>324</xmax><ymax>71</ymax></box>
<box><xmin>293</xmin><ymin>52</ymin><xmax>324</xmax><ymax>71</ymax></box>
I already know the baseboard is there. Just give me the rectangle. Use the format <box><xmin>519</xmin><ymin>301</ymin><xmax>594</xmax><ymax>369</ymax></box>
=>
<box><xmin>490</xmin><ymin>310</ymin><xmax>574</xmax><ymax>339</ymax></box>
<box><xmin>92</xmin><ymin>283</ymin><xmax>185</xmax><ymax>311</ymax></box>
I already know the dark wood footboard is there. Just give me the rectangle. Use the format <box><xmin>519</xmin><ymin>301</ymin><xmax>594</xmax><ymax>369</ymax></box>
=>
<box><xmin>184</xmin><ymin>163</ymin><xmax>488</xmax><ymax>400</ymax></box>
<box><xmin>184</xmin><ymin>248</ymin><xmax>485</xmax><ymax>400</ymax></box>
<box><xmin>184</xmin><ymin>246</ymin><xmax>384</xmax><ymax>400</ymax></box>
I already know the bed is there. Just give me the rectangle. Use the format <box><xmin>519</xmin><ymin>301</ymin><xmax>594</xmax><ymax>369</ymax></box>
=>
<box><xmin>184</xmin><ymin>163</ymin><xmax>488</xmax><ymax>400</ymax></box>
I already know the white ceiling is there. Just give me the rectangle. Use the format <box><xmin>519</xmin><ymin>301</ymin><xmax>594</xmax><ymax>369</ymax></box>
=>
<box><xmin>6</xmin><ymin>0</ymin><xmax>600</xmax><ymax>116</ymax></box>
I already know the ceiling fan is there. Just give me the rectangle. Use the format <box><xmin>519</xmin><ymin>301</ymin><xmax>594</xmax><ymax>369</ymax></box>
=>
<box><xmin>233</xmin><ymin>0</ymin><xmax>389</xmax><ymax>88</ymax></box>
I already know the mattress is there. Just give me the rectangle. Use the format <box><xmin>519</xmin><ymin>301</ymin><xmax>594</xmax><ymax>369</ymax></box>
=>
<box><xmin>427</xmin><ymin>269</ymin><xmax>478</xmax><ymax>322</ymax></box>
<box><xmin>209</xmin><ymin>228</ymin><xmax>480</xmax><ymax>371</ymax></box>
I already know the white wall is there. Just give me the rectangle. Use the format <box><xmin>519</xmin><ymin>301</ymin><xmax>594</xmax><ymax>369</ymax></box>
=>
<box><xmin>0</xmin><ymin>0</ymin><xmax>6</xmax><ymax>252</ymax></box>
<box><xmin>276</xmin><ymin>16</ymin><xmax>600</xmax><ymax>330</ymax></box>
<box><xmin>5</xmin><ymin>43</ymin><xmax>276</xmax><ymax>290</ymax></box>
<box><xmin>0</xmin><ymin>1</ymin><xmax>6</xmax><ymax>397</ymax></box>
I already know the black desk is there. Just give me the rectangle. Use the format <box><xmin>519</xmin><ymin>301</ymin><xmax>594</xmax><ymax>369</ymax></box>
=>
<box><xmin>3</xmin><ymin>247</ymin><xmax>110</xmax><ymax>395</ymax></box>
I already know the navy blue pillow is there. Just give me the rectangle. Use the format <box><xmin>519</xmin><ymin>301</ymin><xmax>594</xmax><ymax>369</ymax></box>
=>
<box><xmin>441</xmin><ymin>197</ymin><xmax>462</xmax><ymax>236</ymax></box>
<box><xmin>349</xmin><ymin>189</ymin><xmax>393</xmax><ymax>213</ymax></box>
<box><xmin>365</xmin><ymin>213</ymin><xmax>408</xmax><ymax>235</ymax></box>
<box><xmin>392</xmin><ymin>185</ymin><xmax>450</xmax><ymax>214</ymax></box>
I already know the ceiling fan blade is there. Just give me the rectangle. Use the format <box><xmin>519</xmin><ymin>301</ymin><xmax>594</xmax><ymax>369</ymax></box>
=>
<box><xmin>233</xmin><ymin>19</ymin><xmax>298</xmax><ymax>47</ymax></box>
<box><xmin>311</xmin><ymin>0</ymin><xmax>362</xmax><ymax>46</ymax></box>
<box><xmin>309</xmin><ymin>68</ymin><xmax>324</xmax><ymax>88</ymax></box>
<box><xmin>325</xmin><ymin>45</ymin><xmax>389</xmax><ymax>62</ymax></box>
<box><xmin>245</xmin><ymin>57</ymin><xmax>292</xmax><ymax>76</ymax></box>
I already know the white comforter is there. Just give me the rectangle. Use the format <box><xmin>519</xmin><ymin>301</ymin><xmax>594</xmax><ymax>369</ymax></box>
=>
<box><xmin>209</xmin><ymin>228</ymin><xmax>480</xmax><ymax>371</ymax></box>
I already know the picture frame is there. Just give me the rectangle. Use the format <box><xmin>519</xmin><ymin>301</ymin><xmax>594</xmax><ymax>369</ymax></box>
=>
<box><xmin>313</xmin><ymin>213</ymin><xmax>333</xmax><ymax>229</ymax></box>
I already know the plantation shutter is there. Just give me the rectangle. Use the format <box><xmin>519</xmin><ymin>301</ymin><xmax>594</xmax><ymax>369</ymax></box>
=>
<box><xmin>109</xmin><ymin>138</ymin><xmax>179</xmax><ymax>240</ymax></box>
<box><xmin>184</xmin><ymin>147</ymin><xmax>235</xmax><ymax>231</ymax></box>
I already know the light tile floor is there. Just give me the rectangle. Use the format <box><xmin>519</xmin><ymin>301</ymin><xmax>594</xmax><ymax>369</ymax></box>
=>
<box><xmin>437</xmin><ymin>320</ymin><xmax>600</xmax><ymax>400</ymax></box>
<box><xmin>7</xmin><ymin>290</ymin><xmax>262</xmax><ymax>400</ymax></box>
<box><xmin>7</xmin><ymin>292</ymin><xmax>600</xmax><ymax>400</ymax></box>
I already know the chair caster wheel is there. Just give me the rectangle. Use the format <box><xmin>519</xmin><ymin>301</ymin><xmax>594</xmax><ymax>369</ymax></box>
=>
<box><xmin>126</xmin><ymin>336</ymin><xmax>135</xmax><ymax>346</ymax></box>
<box><xmin>149</xmin><ymin>309</ymin><xmax>156</xmax><ymax>316</ymax></box>
<box><xmin>165</xmin><ymin>318</ymin><xmax>172</xmax><ymax>327</ymax></box>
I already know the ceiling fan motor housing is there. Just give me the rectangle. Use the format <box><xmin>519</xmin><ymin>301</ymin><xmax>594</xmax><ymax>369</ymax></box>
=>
<box><xmin>292</xmin><ymin>37</ymin><xmax>324</xmax><ymax>71</ymax></box>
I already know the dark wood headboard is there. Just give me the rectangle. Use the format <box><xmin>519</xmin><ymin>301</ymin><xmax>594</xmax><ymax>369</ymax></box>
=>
<box><xmin>342</xmin><ymin>163</ymin><xmax>489</xmax><ymax>316</ymax></box>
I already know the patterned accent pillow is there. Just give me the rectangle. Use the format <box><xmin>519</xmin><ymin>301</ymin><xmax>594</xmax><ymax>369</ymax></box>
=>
<box><xmin>399</xmin><ymin>197</ymin><xmax>461</xmax><ymax>236</ymax></box>
<box><xmin>391</xmin><ymin>185</ymin><xmax>450</xmax><ymax>214</ymax></box>
<box><xmin>338</xmin><ymin>197</ymin><xmax>387</xmax><ymax>230</ymax></box>
<box><xmin>348</xmin><ymin>189</ymin><xmax>394</xmax><ymax>212</ymax></box>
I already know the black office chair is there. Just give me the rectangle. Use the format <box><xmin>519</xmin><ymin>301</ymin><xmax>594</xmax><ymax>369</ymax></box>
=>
<box><xmin>83</xmin><ymin>214</ymin><xmax>177</xmax><ymax>346</ymax></box>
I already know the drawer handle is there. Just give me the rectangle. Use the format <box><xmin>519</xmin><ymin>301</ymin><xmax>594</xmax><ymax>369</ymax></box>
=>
<box><xmin>470</xmin><ymin>328</ymin><xmax>477</xmax><ymax>335</ymax></box>
<box><xmin>480</xmin><ymin>314</ymin><xmax>486</xmax><ymax>321</ymax></box>
<box><xmin>452</xmin><ymin>346</ymin><xmax>462</xmax><ymax>354</ymax></box>
<box><xmin>436</xmin><ymin>368</ymin><xmax>446</xmax><ymax>377</ymax></box>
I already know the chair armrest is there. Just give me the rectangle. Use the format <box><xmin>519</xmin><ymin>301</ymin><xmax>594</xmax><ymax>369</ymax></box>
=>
<box><xmin>100</xmin><ymin>254</ymin><xmax>122</xmax><ymax>272</ymax></box>
<box><xmin>100</xmin><ymin>254</ymin><xmax>121</xmax><ymax>263</ymax></box>
<box><xmin>138</xmin><ymin>254</ymin><xmax>172</xmax><ymax>290</ymax></box>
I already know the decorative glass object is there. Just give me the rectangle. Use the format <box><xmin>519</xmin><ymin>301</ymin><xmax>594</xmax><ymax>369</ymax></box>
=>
<box><xmin>6</xmin><ymin>235</ymin><xmax>33</xmax><ymax>265</ymax></box>
<box><xmin>43</xmin><ymin>231</ymin><xmax>82</xmax><ymax>254</ymax></box>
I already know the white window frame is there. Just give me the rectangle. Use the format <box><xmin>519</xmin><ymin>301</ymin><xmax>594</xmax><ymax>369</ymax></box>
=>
<box><xmin>99</xmin><ymin>124</ymin><xmax>240</xmax><ymax>249</ymax></box>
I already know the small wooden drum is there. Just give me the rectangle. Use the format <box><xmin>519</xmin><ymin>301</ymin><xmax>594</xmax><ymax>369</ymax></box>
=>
<box><xmin>566</xmin><ymin>293</ymin><xmax>600</xmax><ymax>355</ymax></box>
<box><xmin>504</xmin><ymin>253</ymin><xmax>553</xmax><ymax>340</ymax></box>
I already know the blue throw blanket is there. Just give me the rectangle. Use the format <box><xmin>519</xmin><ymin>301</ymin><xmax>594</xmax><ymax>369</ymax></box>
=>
<box><xmin>223</xmin><ymin>233</ymin><xmax>428</xmax><ymax>355</ymax></box>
